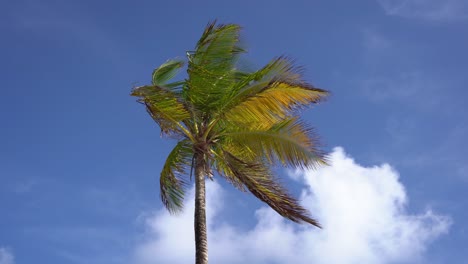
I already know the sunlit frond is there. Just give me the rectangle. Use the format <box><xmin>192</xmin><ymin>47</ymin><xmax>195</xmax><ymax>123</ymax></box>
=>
<box><xmin>222</xmin><ymin>151</ymin><xmax>321</xmax><ymax>227</ymax></box>
<box><xmin>131</xmin><ymin>85</ymin><xmax>191</xmax><ymax>137</ymax></box>
<box><xmin>224</xmin><ymin>118</ymin><xmax>327</xmax><ymax>169</ymax></box>
<box><xmin>160</xmin><ymin>140</ymin><xmax>194</xmax><ymax>214</ymax></box>
<box><xmin>225</xmin><ymin>81</ymin><xmax>328</xmax><ymax>129</ymax></box>
<box><xmin>209</xmin><ymin>57</ymin><xmax>296</xmax><ymax>122</ymax></box>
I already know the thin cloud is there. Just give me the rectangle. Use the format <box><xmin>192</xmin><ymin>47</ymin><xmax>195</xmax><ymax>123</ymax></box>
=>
<box><xmin>12</xmin><ymin>179</ymin><xmax>37</xmax><ymax>194</ymax></box>
<box><xmin>361</xmin><ymin>72</ymin><xmax>424</xmax><ymax>101</ymax></box>
<box><xmin>133</xmin><ymin>147</ymin><xmax>451</xmax><ymax>264</ymax></box>
<box><xmin>362</xmin><ymin>29</ymin><xmax>392</xmax><ymax>54</ymax></box>
<box><xmin>360</xmin><ymin>71</ymin><xmax>449</xmax><ymax>113</ymax></box>
<box><xmin>377</xmin><ymin>0</ymin><xmax>468</xmax><ymax>21</ymax></box>
<box><xmin>0</xmin><ymin>248</ymin><xmax>14</xmax><ymax>264</ymax></box>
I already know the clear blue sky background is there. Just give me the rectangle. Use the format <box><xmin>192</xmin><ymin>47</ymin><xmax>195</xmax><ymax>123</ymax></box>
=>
<box><xmin>1</xmin><ymin>0</ymin><xmax>467</xmax><ymax>263</ymax></box>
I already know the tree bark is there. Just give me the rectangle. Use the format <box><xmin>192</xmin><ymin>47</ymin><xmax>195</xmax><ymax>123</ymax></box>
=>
<box><xmin>194</xmin><ymin>151</ymin><xmax>208</xmax><ymax>264</ymax></box>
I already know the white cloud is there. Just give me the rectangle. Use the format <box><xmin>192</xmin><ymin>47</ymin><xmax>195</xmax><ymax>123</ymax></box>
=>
<box><xmin>133</xmin><ymin>147</ymin><xmax>451</xmax><ymax>264</ymax></box>
<box><xmin>0</xmin><ymin>248</ymin><xmax>14</xmax><ymax>264</ymax></box>
<box><xmin>377</xmin><ymin>0</ymin><xmax>468</xmax><ymax>21</ymax></box>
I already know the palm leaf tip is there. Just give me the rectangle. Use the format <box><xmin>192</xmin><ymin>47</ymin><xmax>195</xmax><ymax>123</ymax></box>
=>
<box><xmin>130</xmin><ymin>85</ymin><xmax>152</xmax><ymax>97</ymax></box>
<box><xmin>152</xmin><ymin>59</ymin><xmax>185</xmax><ymax>85</ymax></box>
<box><xmin>130</xmin><ymin>84</ymin><xmax>178</xmax><ymax>98</ymax></box>
<box><xmin>160</xmin><ymin>179</ymin><xmax>186</xmax><ymax>214</ymax></box>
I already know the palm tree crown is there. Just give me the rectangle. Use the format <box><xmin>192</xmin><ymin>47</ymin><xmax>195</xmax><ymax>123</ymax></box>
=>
<box><xmin>131</xmin><ymin>21</ymin><xmax>328</xmax><ymax>263</ymax></box>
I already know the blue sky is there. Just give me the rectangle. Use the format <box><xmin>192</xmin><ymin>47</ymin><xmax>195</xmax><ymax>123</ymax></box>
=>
<box><xmin>1</xmin><ymin>0</ymin><xmax>467</xmax><ymax>263</ymax></box>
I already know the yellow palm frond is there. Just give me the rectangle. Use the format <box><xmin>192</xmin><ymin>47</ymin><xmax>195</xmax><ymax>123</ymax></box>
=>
<box><xmin>208</xmin><ymin>57</ymin><xmax>298</xmax><ymax>126</ymax></box>
<box><xmin>223</xmin><ymin>118</ymin><xmax>327</xmax><ymax>169</ymax></box>
<box><xmin>225</xmin><ymin>81</ymin><xmax>328</xmax><ymax>129</ymax></box>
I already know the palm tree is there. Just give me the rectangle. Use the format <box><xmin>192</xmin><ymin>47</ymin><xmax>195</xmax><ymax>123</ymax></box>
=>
<box><xmin>131</xmin><ymin>21</ymin><xmax>328</xmax><ymax>264</ymax></box>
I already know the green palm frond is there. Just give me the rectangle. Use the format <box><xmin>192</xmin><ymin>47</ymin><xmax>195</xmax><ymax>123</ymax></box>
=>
<box><xmin>160</xmin><ymin>139</ymin><xmax>194</xmax><ymax>213</ymax></box>
<box><xmin>224</xmin><ymin>118</ymin><xmax>327</xmax><ymax>169</ymax></box>
<box><xmin>222</xmin><ymin>151</ymin><xmax>321</xmax><ymax>227</ymax></box>
<box><xmin>231</xmin><ymin>56</ymin><xmax>301</xmax><ymax>92</ymax></box>
<box><xmin>185</xmin><ymin>22</ymin><xmax>245</xmax><ymax>111</ymax></box>
<box><xmin>191</xmin><ymin>21</ymin><xmax>245</xmax><ymax>72</ymax></box>
<box><xmin>152</xmin><ymin>59</ymin><xmax>184</xmax><ymax>86</ymax></box>
<box><xmin>131</xmin><ymin>85</ymin><xmax>191</xmax><ymax>137</ymax></box>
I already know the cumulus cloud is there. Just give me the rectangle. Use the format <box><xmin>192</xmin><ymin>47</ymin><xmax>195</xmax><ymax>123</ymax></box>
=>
<box><xmin>377</xmin><ymin>0</ymin><xmax>468</xmax><ymax>21</ymax></box>
<box><xmin>0</xmin><ymin>248</ymin><xmax>14</xmax><ymax>264</ymax></box>
<box><xmin>133</xmin><ymin>147</ymin><xmax>451</xmax><ymax>264</ymax></box>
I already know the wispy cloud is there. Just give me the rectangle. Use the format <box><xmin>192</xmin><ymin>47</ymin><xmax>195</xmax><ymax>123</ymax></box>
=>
<box><xmin>133</xmin><ymin>147</ymin><xmax>451</xmax><ymax>264</ymax></box>
<box><xmin>384</xmin><ymin>115</ymin><xmax>417</xmax><ymax>146</ymax></box>
<box><xmin>362</xmin><ymin>29</ymin><xmax>392</xmax><ymax>54</ymax></box>
<box><xmin>359</xmin><ymin>30</ymin><xmax>443</xmax><ymax>112</ymax></box>
<box><xmin>0</xmin><ymin>247</ymin><xmax>14</xmax><ymax>264</ymax></box>
<box><xmin>377</xmin><ymin>0</ymin><xmax>468</xmax><ymax>21</ymax></box>
<box><xmin>458</xmin><ymin>165</ymin><xmax>468</xmax><ymax>180</ymax></box>
<box><xmin>358</xmin><ymin>29</ymin><xmax>465</xmax><ymax>116</ymax></box>
<box><xmin>414</xmin><ymin>123</ymin><xmax>468</xmax><ymax>180</ymax></box>
<box><xmin>11</xmin><ymin>179</ymin><xmax>37</xmax><ymax>194</ymax></box>
<box><xmin>360</xmin><ymin>71</ymin><xmax>446</xmax><ymax>112</ymax></box>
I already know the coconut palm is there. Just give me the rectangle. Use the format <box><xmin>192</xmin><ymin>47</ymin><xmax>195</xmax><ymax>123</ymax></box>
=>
<box><xmin>131</xmin><ymin>21</ymin><xmax>328</xmax><ymax>264</ymax></box>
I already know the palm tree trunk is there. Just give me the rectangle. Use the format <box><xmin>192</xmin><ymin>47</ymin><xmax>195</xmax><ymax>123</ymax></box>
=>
<box><xmin>194</xmin><ymin>152</ymin><xmax>208</xmax><ymax>264</ymax></box>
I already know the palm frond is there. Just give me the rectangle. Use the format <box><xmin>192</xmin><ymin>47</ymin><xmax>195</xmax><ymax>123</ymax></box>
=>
<box><xmin>160</xmin><ymin>140</ymin><xmax>194</xmax><ymax>214</ymax></box>
<box><xmin>131</xmin><ymin>85</ymin><xmax>191</xmax><ymax>137</ymax></box>
<box><xmin>152</xmin><ymin>59</ymin><xmax>184</xmax><ymax>86</ymax></box>
<box><xmin>210</xmin><ymin>57</ymin><xmax>295</xmax><ymax>120</ymax></box>
<box><xmin>191</xmin><ymin>21</ymin><xmax>245</xmax><ymax>72</ymax></box>
<box><xmin>210</xmin><ymin>146</ymin><xmax>247</xmax><ymax>191</ymax></box>
<box><xmin>225</xmin><ymin>81</ymin><xmax>328</xmax><ymax>129</ymax></box>
<box><xmin>231</xmin><ymin>56</ymin><xmax>301</xmax><ymax>92</ymax></box>
<box><xmin>222</xmin><ymin>151</ymin><xmax>321</xmax><ymax>227</ymax></box>
<box><xmin>185</xmin><ymin>22</ymin><xmax>245</xmax><ymax>111</ymax></box>
<box><xmin>164</xmin><ymin>80</ymin><xmax>186</xmax><ymax>90</ymax></box>
<box><xmin>224</xmin><ymin>118</ymin><xmax>327</xmax><ymax>169</ymax></box>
